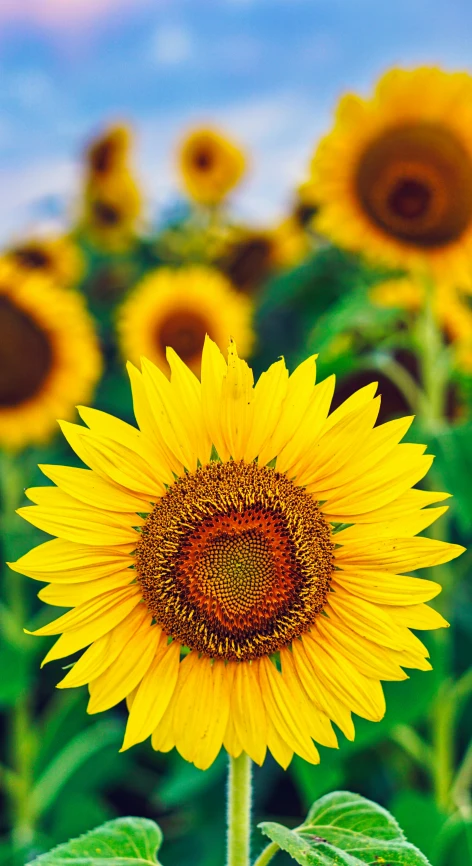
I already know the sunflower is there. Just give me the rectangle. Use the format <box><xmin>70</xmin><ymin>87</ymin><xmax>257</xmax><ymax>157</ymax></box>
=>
<box><xmin>179</xmin><ymin>128</ymin><xmax>246</xmax><ymax>206</ymax></box>
<box><xmin>0</xmin><ymin>261</ymin><xmax>101</xmax><ymax>451</ymax></box>
<box><xmin>8</xmin><ymin>236</ymin><xmax>84</xmax><ymax>288</ymax></box>
<box><xmin>116</xmin><ymin>266</ymin><xmax>253</xmax><ymax>376</ymax></box>
<box><xmin>82</xmin><ymin>170</ymin><xmax>142</xmax><ymax>252</ymax></box>
<box><xmin>86</xmin><ymin>125</ymin><xmax>131</xmax><ymax>179</ymax></box>
<box><xmin>217</xmin><ymin>230</ymin><xmax>279</xmax><ymax>293</ymax></box>
<box><xmin>11</xmin><ymin>339</ymin><xmax>462</xmax><ymax>770</ymax></box>
<box><xmin>311</xmin><ymin>67</ymin><xmax>472</xmax><ymax>286</ymax></box>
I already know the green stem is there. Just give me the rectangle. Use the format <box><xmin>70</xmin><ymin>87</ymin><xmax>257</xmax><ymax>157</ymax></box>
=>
<box><xmin>253</xmin><ymin>841</ymin><xmax>280</xmax><ymax>866</ymax></box>
<box><xmin>432</xmin><ymin>680</ymin><xmax>456</xmax><ymax>812</ymax></box>
<box><xmin>227</xmin><ymin>753</ymin><xmax>252</xmax><ymax>866</ymax></box>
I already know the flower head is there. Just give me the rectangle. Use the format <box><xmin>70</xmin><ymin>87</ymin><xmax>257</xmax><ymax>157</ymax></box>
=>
<box><xmin>311</xmin><ymin>67</ymin><xmax>472</xmax><ymax>286</ymax></box>
<box><xmin>0</xmin><ymin>261</ymin><xmax>101</xmax><ymax>450</ymax></box>
<box><xmin>82</xmin><ymin>170</ymin><xmax>142</xmax><ymax>252</ymax></box>
<box><xmin>11</xmin><ymin>340</ymin><xmax>463</xmax><ymax>768</ymax></box>
<box><xmin>86</xmin><ymin>125</ymin><xmax>131</xmax><ymax>179</ymax></box>
<box><xmin>179</xmin><ymin>128</ymin><xmax>246</xmax><ymax>206</ymax></box>
<box><xmin>8</xmin><ymin>236</ymin><xmax>84</xmax><ymax>288</ymax></box>
<box><xmin>116</xmin><ymin>266</ymin><xmax>253</xmax><ymax>375</ymax></box>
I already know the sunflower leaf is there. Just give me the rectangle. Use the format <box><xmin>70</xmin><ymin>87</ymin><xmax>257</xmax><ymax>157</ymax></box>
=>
<box><xmin>258</xmin><ymin>791</ymin><xmax>431</xmax><ymax>865</ymax></box>
<box><xmin>26</xmin><ymin>817</ymin><xmax>163</xmax><ymax>865</ymax></box>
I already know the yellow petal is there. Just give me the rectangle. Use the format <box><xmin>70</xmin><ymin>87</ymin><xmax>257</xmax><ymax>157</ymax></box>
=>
<box><xmin>327</xmin><ymin>587</ymin><xmax>413</xmax><ymax>650</ymax></box>
<box><xmin>387</xmin><ymin>603</ymin><xmax>449</xmax><ymax>630</ymax></box>
<box><xmin>276</xmin><ymin>375</ymin><xmax>335</xmax><ymax>477</ymax></box>
<box><xmin>38</xmin><ymin>465</ymin><xmax>150</xmax><ymax>513</ymax></box>
<box><xmin>30</xmin><ymin>584</ymin><xmax>142</xmax><ymax>639</ymax></box>
<box><xmin>280</xmin><ymin>647</ymin><xmax>338</xmax><ymax>748</ymax></box>
<box><xmin>292</xmin><ymin>638</ymin><xmax>355</xmax><ymax>740</ymax></box>
<box><xmin>200</xmin><ymin>335</ymin><xmax>229</xmax><ymax>461</ymax></box>
<box><xmin>166</xmin><ymin>347</ymin><xmax>212</xmax><ymax>466</ymax></box>
<box><xmin>333</xmin><ymin>568</ymin><xmax>441</xmax><ymax>605</ymax></box>
<box><xmin>220</xmin><ymin>341</ymin><xmax>255</xmax><ymax>460</ymax></box>
<box><xmin>38</xmin><ymin>569</ymin><xmax>135</xmax><ymax>606</ymax></box>
<box><xmin>314</xmin><ymin>612</ymin><xmax>408</xmax><ymax>681</ymax></box>
<box><xmin>127</xmin><ymin>362</ymin><xmax>182</xmax><ymax>477</ymax></box>
<box><xmin>335</xmin><ymin>506</ymin><xmax>448</xmax><ymax>541</ymax></box>
<box><xmin>243</xmin><ymin>359</ymin><xmax>289</xmax><ymax>462</ymax></box>
<box><xmin>335</xmin><ymin>537</ymin><xmax>465</xmax><ymax>572</ymax></box>
<box><xmin>141</xmin><ymin>358</ymin><xmax>196</xmax><ymax>470</ymax></box>
<box><xmin>151</xmin><ymin>706</ymin><xmax>176</xmax><ymax>754</ymax></box>
<box><xmin>302</xmin><ymin>632</ymin><xmax>386</xmax><ymax>722</ymax></box>
<box><xmin>17</xmin><ymin>504</ymin><xmax>141</xmax><ymax>547</ymax></box>
<box><xmin>320</xmin><ymin>447</ymin><xmax>433</xmax><ymax>516</ymax></box>
<box><xmin>257</xmin><ymin>656</ymin><xmax>320</xmax><ymax>764</ymax></box>
<box><xmin>230</xmin><ymin>661</ymin><xmax>267</xmax><ymax>765</ymax></box>
<box><xmin>121</xmin><ymin>639</ymin><xmax>180</xmax><ymax>750</ymax></box>
<box><xmin>9</xmin><ymin>539</ymin><xmax>133</xmax><ymax>582</ymax></box>
<box><xmin>325</xmin><ymin>488</ymin><xmax>451</xmax><ymax>525</ymax></box>
<box><xmin>88</xmin><ymin>622</ymin><xmax>161</xmax><ymax>713</ymax></box>
<box><xmin>321</xmin><ymin>382</ymin><xmax>378</xmax><ymax>433</ymax></box>
<box><xmin>266</xmin><ymin>715</ymin><xmax>293</xmax><ymax>770</ymax></box>
<box><xmin>296</xmin><ymin>396</ymin><xmax>381</xmax><ymax>487</ymax></box>
<box><xmin>259</xmin><ymin>355</ymin><xmax>317</xmax><ymax>466</ymax></box>
<box><xmin>57</xmin><ymin>606</ymin><xmax>152</xmax><ymax>688</ymax></box>
<box><xmin>223</xmin><ymin>713</ymin><xmax>243</xmax><ymax>759</ymax></box>
<box><xmin>194</xmin><ymin>659</ymin><xmax>232</xmax><ymax>770</ymax></box>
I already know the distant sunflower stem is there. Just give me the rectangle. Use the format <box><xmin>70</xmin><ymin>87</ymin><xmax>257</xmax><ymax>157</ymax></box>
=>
<box><xmin>227</xmin><ymin>753</ymin><xmax>252</xmax><ymax>866</ymax></box>
<box><xmin>367</xmin><ymin>352</ymin><xmax>423</xmax><ymax>413</ymax></box>
<box><xmin>417</xmin><ymin>276</ymin><xmax>448</xmax><ymax>429</ymax></box>
<box><xmin>252</xmin><ymin>841</ymin><xmax>280</xmax><ymax>866</ymax></box>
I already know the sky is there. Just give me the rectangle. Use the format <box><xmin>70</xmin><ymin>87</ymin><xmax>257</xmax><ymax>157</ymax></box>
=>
<box><xmin>0</xmin><ymin>0</ymin><xmax>471</xmax><ymax>242</ymax></box>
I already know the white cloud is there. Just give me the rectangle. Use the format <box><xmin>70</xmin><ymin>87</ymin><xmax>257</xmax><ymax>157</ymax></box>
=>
<box><xmin>0</xmin><ymin>158</ymin><xmax>78</xmax><ymax>243</ymax></box>
<box><xmin>150</xmin><ymin>24</ymin><xmax>194</xmax><ymax>67</ymax></box>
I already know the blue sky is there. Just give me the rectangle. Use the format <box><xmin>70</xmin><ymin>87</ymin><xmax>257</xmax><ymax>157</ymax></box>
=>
<box><xmin>0</xmin><ymin>0</ymin><xmax>471</xmax><ymax>241</ymax></box>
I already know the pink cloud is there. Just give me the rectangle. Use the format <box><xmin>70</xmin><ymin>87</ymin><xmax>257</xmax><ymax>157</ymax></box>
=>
<box><xmin>0</xmin><ymin>0</ymin><xmax>153</xmax><ymax>31</ymax></box>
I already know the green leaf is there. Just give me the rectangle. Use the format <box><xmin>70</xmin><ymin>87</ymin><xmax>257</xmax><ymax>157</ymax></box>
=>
<box><xmin>27</xmin><ymin>817</ymin><xmax>163</xmax><ymax>865</ymax></box>
<box><xmin>259</xmin><ymin>791</ymin><xmax>431</xmax><ymax>865</ymax></box>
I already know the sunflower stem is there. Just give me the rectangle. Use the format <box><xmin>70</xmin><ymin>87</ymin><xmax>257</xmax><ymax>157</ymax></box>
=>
<box><xmin>227</xmin><ymin>753</ymin><xmax>252</xmax><ymax>866</ymax></box>
<box><xmin>252</xmin><ymin>841</ymin><xmax>280</xmax><ymax>866</ymax></box>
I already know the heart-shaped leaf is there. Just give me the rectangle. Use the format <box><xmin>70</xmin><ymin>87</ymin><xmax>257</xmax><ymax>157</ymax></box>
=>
<box><xmin>27</xmin><ymin>817</ymin><xmax>163</xmax><ymax>865</ymax></box>
<box><xmin>259</xmin><ymin>791</ymin><xmax>431</xmax><ymax>865</ymax></box>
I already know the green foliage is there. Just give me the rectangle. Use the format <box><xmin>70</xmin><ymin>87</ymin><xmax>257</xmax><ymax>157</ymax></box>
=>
<box><xmin>259</xmin><ymin>791</ymin><xmax>431</xmax><ymax>865</ymax></box>
<box><xmin>27</xmin><ymin>818</ymin><xmax>163</xmax><ymax>866</ymax></box>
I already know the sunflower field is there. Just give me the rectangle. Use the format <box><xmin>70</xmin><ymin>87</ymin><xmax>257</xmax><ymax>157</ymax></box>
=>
<box><xmin>1</xmin><ymin>51</ymin><xmax>472</xmax><ymax>866</ymax></box>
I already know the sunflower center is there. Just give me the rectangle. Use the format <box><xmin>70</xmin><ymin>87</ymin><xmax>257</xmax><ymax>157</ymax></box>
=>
<box><xmin>356</xmin><ymin>123</ymin><xmax>472</xmax><ymax>247</ymax></box>
<box><xmin>157</xmin><ymin>310</ymin><xmax>209</xmax><ymax>364</ymax></box>
<box><xmin>193</xmin><ymin>147</ymin><xmax>214</xmax><ymax>171</ymax></box>
<box><xmin>92</xmin><ymin>201</ymin><xmax>121</xmax><ymax>226</ymax></box>
<box><xmin>90</xmin><ymin>140</ymin><xmax>116</xmax><ymax>175</ymax></box>
<box><xmin>13</xmin><ymin>246</ymin><xmax>51</xmax><ymax>269</ymax></box>
<box><xmin>222</xmin><ymin>237</ymin><xmax>274</xmax><ymax>292</ymax></box>
<box><xmin>0</xmin><ymin>296</ymin><xmax>53</xmax><ymax>407</ymax></box>
<box><xmin>136</xmin><ymin>460</ymin><xmax>334</xmax><ymax>660</ymax></box>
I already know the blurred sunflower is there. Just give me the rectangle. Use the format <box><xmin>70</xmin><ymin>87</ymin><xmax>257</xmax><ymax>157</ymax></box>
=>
<box><xmin>83</xmin><ymin>171</ymin><xmax>142</xmax><ymax>252</ymax></box>
<box><xmin>218</xmin><ymin>230</ymin><xmax>279</xmax><ymax>293</ymax></box>
<box><xmin>8</xmin><ymin>236</ymin><xmax>84</xmax><ymax>288</ymax></box>
<box><xmin>12</xmin><ymin>340</ymin><xmax>462</xmax><ymax>770</ymax></box>
<box><xmin>117</xmin><ymin>266</ymin><xmax>253</xmax><ymax>375</ymax></box>
<box><xmin>311</xmin><ymin>67</ymin><xmax>472</xmax><ymax>286</ymax></box>
<box><xmin>86</xmin><ymin>125</ymin><xmax>131</xmax><ymax>179</ymax></box>
<box><xmin>179</xmin><ymin>128</ymin><xmax>246</xmax><ymax>206</ymax></box>
<box><xmin>0</xmin><ymin>262</ymin><xmax>101</xmax><ymax>450</ymax></box>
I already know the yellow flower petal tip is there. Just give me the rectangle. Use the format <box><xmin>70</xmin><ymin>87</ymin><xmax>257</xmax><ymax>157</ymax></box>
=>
<box><xmin>13</xmin><ymin>343</ymin><xmax>464</xmax><ymax>769</ymax></box>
